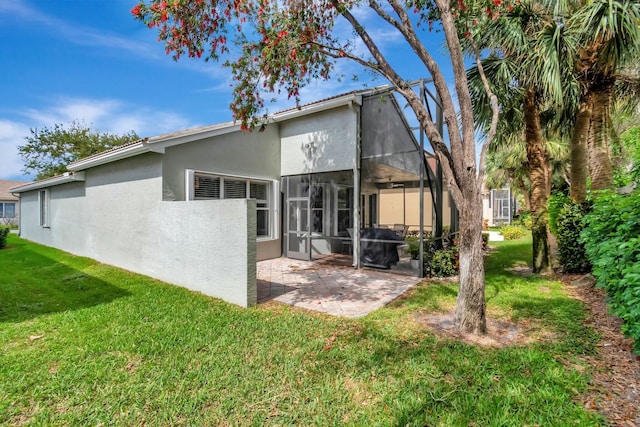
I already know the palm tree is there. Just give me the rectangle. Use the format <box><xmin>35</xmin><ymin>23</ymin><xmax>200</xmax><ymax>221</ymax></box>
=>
<box><xmin>484</xmin><ymin>133</ymin><xmax>569</xmax><ymax>212</ymax></box>
<box><xmin>466</xmin><ymin>2</ymin><xmax>575</xmax><ymax>272</ymax></box>
<box><xmin>568</xmin><ymin>0</ymin><xmax>640</xmax><ymax>196</ymax></box>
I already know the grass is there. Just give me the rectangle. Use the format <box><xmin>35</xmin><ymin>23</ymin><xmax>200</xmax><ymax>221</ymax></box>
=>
<box><xmin>0</xmin><ymin>234</ymin><xmax>603</xmax><ymax>426</ymax></box>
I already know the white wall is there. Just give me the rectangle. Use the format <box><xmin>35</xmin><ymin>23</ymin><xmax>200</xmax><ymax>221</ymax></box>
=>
<box><xmin>280</xmin><ymin>106</ymin><xmax>358</xmax><ymax>176</ymax></box>
<box><xmin>19</xmin><ymin>153</ymin><xmax>257</xmax><ymax>307</ymax></box>
<box><xmin>482</xmin><ymin>194</ymin><xmax>492</xmax><ymax>227</ymax></box>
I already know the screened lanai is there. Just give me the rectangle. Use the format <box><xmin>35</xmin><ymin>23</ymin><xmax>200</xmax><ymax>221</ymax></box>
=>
<box><xmin>281</xmin><ymin>81</ymin><xmax>457</xmax><ymax>278</ymax></box>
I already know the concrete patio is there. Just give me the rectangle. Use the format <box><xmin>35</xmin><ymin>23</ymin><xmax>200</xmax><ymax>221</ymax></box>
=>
<box><xmin>257</xmin><ymin>257</ymin><xmax>421</xmax><ymax>318</ymax></box>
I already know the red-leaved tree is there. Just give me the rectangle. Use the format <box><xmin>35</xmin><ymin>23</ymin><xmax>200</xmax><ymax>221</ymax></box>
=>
<box><xmin>133</xmin><ymin>0</ymin><xmax>500</xmax><ymax>334</ymax></box>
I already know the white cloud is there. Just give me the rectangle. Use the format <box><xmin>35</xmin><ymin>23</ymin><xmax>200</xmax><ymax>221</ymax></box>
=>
<box><xmin>0</xmin><ymin>120</ymin><xmax>31</xmax><ymax>180</ymax></box>
<box><xmin>0</xmin><ymin>98</ymin><xmax>198</xmax><ymax>180</ymax></box>
<box><xmin>18</xmin><ymin>97</ymin><xmax>198</xmax><ymax>137</ymax></box>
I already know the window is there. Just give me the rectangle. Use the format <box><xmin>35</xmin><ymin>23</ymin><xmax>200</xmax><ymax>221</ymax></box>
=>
<box><xmin>250</xmin><ymin>181</ymin><xmax>269</xmax><ymax>237</ymax></box>
<box><xmin>39</xmin><ymin>189</ymin><xmax>50</xmax><ymax>227</ymax></box>
<box><xmin>0</xmin><ymin>202</ymin><xmax>16</xmax><ymax>218</ymax></box>
<box><xmin>335</xmin><ymin>186</ymin><xmax>353</xmax><ymax>234</ymax></box>
<box><xmin>368</xmin><ymin>193</ymin><xmax>378</xmax><ymax>227</ymax></box>
<box><xmin>310</xmin><ymin>184</ymin><xmax>324</xmax><ymax>234</ymax></box>
<box><xmin>194</xmin><ymin>175</ymin><xmax>220</xmax><ymax>199</ymax></box>
<box><xmin>491</xmin><ymin>188</ymin><xmax>511</xmax><ymax>223</ymax></box>
<box><xmin>189</xmin><ymin>171</ymin><xmax>273</xmax><ymax>238</ymax></box>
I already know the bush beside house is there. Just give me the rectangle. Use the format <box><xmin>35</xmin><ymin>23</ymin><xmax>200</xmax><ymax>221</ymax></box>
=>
<box><xmin>556</xmin><ymin>201</ymin><xmax>592</xmax><ymax>273</ymax></box>
<box><xmin>582</xmin><ymin>190</ymin><xmax>640</xmax><ymax>354</ymax></box>
<box><xmin>0</xmin><ymin>228</ymin><xmax>9</xmax><ymax>249</ymax></box>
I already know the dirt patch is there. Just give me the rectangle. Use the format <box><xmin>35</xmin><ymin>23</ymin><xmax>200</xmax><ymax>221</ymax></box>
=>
<box><xmin>415</xmin><ymin>312</ymin><xmax>549</xmax><ymax>348</ymax></box>
<box><xmin>560</xmin><ymin>274</ymin><xmax>640</xmax><ymax>426</ymax></box>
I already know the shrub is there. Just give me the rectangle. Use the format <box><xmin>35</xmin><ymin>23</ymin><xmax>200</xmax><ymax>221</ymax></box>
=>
<box><xmin>514</xmin><ymin>211</ymin><xmax>532</xmax><ymax>230</ymax></box>
<box><xmin>582</xmin><ymin>190</ymin><xmax>640</xmax><ymax>354</ymax></box>
<box><xmin>405</xmin><ymin>236</ymin><xmax>420</xmax><ymax>260</ymax></box>
<box><xmin>500</xmin><ymin>225</ymin><xmax>525</xmax><ymax>240</ymax></box>
<box><xmin>426</xmin><ymin>247</ymin><xmax>459</xmax><ymax>277</ymax></box>
<box><xmin>404</xmin><ymin>236</ymin><xmax>436</xmax><ymax>259</ymax></box>
<box><xmin>556</xmin><ymin>201</ymin><xmax>591</xmax><ymax>273</ymax></box>
<box><xmin>482</xmin><ymin>232</ymin><xmax>489</xmax><ymax>250</ymax></box>
<box><xmin>548</xmin><ymin>192</ymin><xmax>571</xmax><ymax>236</ymax></box>
<box><xmin>0</xmin><ymin>227</ymin><xmax>9</xmax><ymax>249</ymax></box>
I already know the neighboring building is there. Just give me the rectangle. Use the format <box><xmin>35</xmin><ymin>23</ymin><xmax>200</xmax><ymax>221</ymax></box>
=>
<box><xmin>481</xmin><ymin>185</ymin><xmax>516</xmax><ymax>227</ymax></box>
<box><xmin>0</xmin><ymin>180</ymin><xmax>28</xmax><ymax>227</ymax></box>
<box><xmin>12</xmin><ymin>87</ymin><xmax>453</xmax><ymax>307</ymax></box>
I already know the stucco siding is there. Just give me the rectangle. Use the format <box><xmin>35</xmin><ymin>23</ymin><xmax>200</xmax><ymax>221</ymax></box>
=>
<box><xmin>18</xmin><ymin>153</ymin><xmax>257</xmax><ymax>307</ymax></box>
<box><xmin>161</xmin><ymin>126</ymin><xmax>282</xmax><ymax>260</ymax></box>
<box><xmin>162</xmin><ymin>125</ymin><xmax>281</xmax><ymax>201</ymax></box>
<box><xmin>378</xmin><ymin>187</ymin><xmax>453</xmax><ymax>231</ymax></box>
<box><xmin>280</xmin><ymin>106</ymin><xmax>358</xmax><ymax>176</ymax></box>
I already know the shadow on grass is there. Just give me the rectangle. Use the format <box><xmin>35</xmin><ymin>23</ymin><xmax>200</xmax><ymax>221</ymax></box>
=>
<box><xmin>0</xmin><ymin>239</ymin><xmax>129</xmax><ymax>323</ymax></box>
<box><xmin>485</xmin><ymin>238</ymin><xmax>532</xmax><ymax>274</ymax></box>
<box><xmin>311</xmin><ymin>315</ymin><xmax>599</xmax><ymax>426</ymax></box>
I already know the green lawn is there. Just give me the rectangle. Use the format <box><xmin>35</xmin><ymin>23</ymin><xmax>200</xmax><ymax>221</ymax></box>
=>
<box><xmin>0</xmin><ymin>234</ymin><xmax>603</xmax><ymax>426</ymax></box>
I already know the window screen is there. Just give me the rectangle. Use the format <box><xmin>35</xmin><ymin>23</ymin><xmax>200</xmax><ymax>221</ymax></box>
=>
<box><xmin>224</xmin><ymin>179</ymin><xmax>247</xmax><ymax>199</ymax></box>
<box><xmin>191</xmin><ymin>172</ymin><xmax>272</xmax><ymax>237</ymax></box>
<box><xmin>194</xmin><ymin>175</ymin><xmax>220</xmax><ymax>199</ymax></box>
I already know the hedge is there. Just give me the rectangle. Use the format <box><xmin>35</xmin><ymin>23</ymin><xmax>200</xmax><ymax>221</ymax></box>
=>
<box><xmin>582</xmin><ymin>190</ymin><xmax>640</xmax><ymax>354</ymax></box>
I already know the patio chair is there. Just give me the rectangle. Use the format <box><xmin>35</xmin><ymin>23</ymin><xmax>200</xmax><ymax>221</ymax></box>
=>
<box><xmin>392</xmin><ymin>224</ymin><xmax>410</xmax><ymax>239</ymax></box>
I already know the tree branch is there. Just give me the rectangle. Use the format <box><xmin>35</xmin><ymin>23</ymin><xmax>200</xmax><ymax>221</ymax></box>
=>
<box><xmin>383</xmin><ymin>0</ymin><xmax>466</xmax><ymax>182</ymax></box>
<box><xmin>470</xmin><ymin>40</ymin><xmax>500</xmax><ymax>186</ymax></box>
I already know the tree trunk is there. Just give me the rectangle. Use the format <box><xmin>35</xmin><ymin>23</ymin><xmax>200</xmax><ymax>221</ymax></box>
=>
<box><xmin>524</xmin><ymin>88</ymin><xmax>551</xmax><ymax>273</ymax></box>
<box><xmin>570</xmin><ymin>93</ymin><xmax>592</xmax><ymax>202</ymax></box>
<box><xmin>453</xmin><ymin>181</ymin><xmax>486</xmax><ymax>334</ymax></box>
<box><xmin>588</xmin><ymin>78</ymin><xmax>615</xmax><ymax>191</ymax></box>
<box><xmin>518</xmin><ymin>184</ymin><xmax>531</xmax><ymax>211</ymax></box>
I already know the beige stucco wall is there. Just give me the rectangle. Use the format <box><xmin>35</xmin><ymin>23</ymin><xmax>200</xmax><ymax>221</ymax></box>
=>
<box><xmin>378</xmin><ymin>187</ymin><xmax>452</xmax><ymax>231</ymax></box>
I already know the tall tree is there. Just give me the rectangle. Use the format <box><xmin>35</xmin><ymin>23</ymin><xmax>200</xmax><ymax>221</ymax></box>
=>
<box><xmin>569</xmin><ymin>0</ymin><xmax>640</xmax><ymax>196</ymax></box>
<box><xmin>484</xmin><ymin>131</ymin><xmax>569</xmax><ymax>213</ymax></box>
<box><xmin>133</xmin><ymin>0</ymin><xmax>501</xmax><ymax>333</ymax></box>
<box><xmin>465</xmin><ymin>2</ymin><xmax>575</xmax><ymax>272</ymax></box>
<box><xmin>19</xmin><ymin>121</ymin><xmax>139</xmax><ymax>180</ymax></box>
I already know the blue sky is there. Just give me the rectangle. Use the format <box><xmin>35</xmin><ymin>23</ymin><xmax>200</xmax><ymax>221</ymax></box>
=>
<box><xmin>0</xmin><ymin>0</ymin><xmax>453</xmax><ymax>181</ymax></box>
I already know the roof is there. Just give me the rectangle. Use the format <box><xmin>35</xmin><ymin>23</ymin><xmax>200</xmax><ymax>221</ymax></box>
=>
<box><xmin>10</xmin><ymin>172</ymin><xmax>85</xmax><ymax>194</ymax></box>
<box><xmin>67</xmin><ymin>90</ymin><xmax>374</xmax><ymax>173</ymax></box>
<box><xmin>1</xmin><ymin>180</ymin><xmax>29</xmax><ymax>200</ymax></box>
<box><xmin>19</xmin><ymin>86</ymin><xmax>399</xmax><ymax>191</ymax></box>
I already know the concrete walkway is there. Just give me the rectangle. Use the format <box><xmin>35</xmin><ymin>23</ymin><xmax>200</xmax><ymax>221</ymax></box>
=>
<box><xmin>257</xmin><ymin>257</ymin><xmax>421</xmax><ymax>318</ymax></box>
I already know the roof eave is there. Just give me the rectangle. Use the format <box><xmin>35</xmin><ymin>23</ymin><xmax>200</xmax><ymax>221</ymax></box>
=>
<box><xmin>10</xmin><ymin>171</ymin><xmax>86</xmax><ymax>193</ymax></box>
<box><xmin>67</xmin><ymin>142</ymin><xmax>150</xmax><ymax>172</ymax></box>
<box><xmin>145</xmin><ymin>122</ymin><xmax>242</xmax><ymax>151</ymax></box>
<box><xmin>271</xmin><ymin>94</ymin><xmax>363</xmax><ymax>123</ymax></box>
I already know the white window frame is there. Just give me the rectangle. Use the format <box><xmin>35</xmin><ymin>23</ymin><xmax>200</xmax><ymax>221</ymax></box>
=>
<box><xmin>0</xmin><ymin>202</ymin><xmax>16</xmax><ymax>218</ymax></box>
<box><xmin>39</xmin><ymin>189</ymin><xmax>50</xmax><ymax>228</ymax></box>
<box><xmin>333</xmin><ymin>184</ymin><xmax>353</xmax><ymax>235</ymax></box>
<box><xmin>186</xmin><ymin>169</ymin><xmax>278</xmax><ymax>240</ymax></box>
<box><xmin>310</xmin><ymin>183</ymin><xmax>329</xmax><ymax>236</ymax></box>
